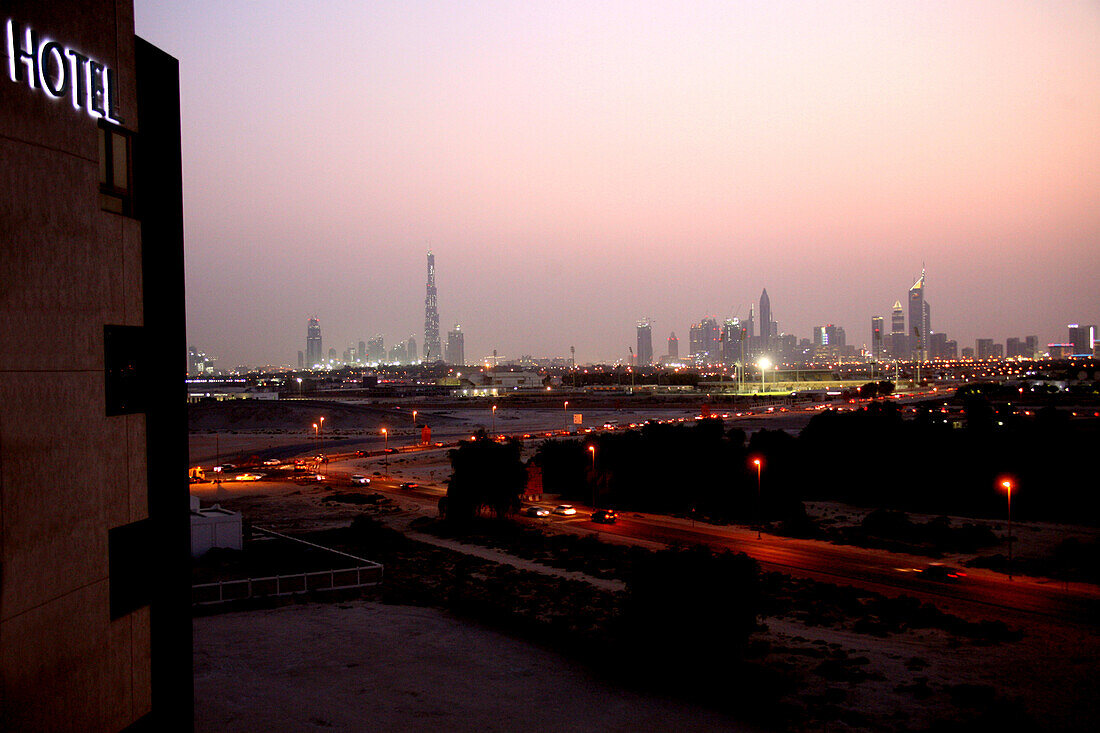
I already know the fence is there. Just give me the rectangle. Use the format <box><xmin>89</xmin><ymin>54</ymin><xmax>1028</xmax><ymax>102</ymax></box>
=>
<box><xmin>191</xmin><ymin>526</ymin><xmax>383</xmax><ymax>606</ymax></box>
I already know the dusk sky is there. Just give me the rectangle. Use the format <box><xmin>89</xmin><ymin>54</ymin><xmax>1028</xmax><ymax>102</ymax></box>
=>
<box><xmin>134</xmin><ymin>1</ymin><xmax>1100</xmax><ymax>368</ymax></box>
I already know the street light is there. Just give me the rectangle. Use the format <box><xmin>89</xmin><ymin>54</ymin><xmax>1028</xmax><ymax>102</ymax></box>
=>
<box><xmin>758</xmin><ymin>358</ymin><xmax>772</xmax><ymax>393</ymax></box>
<box><xmin>382</xmin><ymin>428</ymin><xmax>389</xmax><ymax>477</ymax></box>
<box><xmin>296</xmin><ymin>377</ymin><xmax>302</xmax><ymax>398</ymax></box>
<box><xmin>1001</xmin><ymin>478</ymin><xmax>1014</xmax><ymax>580</ymax></box>
<box><xmin>588</xmin><ymin>445</ymin><xmax>597</xmax><ymax>508</ymax></box>
<box><xmin>412</xmin><ymin>410</ymin><xmax>418</xmax><ymax>426</ymax></box>
<box><xmin>492</xmin><ymin>404</ymin><xmax>497</xmax><ymax>436</ymax></box>
<box><xmin>752</xmin><ymin>457</ymin><xmax>763</xmax><ymax>539</ymax></box>
<box><xmin>318</xmin><ymin>416</ymin><xmax>325</xmax><ymax>456</ymax></box>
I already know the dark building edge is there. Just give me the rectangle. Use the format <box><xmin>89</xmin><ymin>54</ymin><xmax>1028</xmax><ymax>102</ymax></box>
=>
<box><xmin>133</xmin><ymin>37</ymin><xmax>193</xmax><ymax>731</ymax></box>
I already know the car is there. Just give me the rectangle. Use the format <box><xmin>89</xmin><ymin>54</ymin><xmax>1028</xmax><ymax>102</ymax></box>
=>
<box><xmin>310</xmin><ymin>474</ymin><xmax>326</xmax><ymax>481</ymax></box>
<box><xmin>919</xmin><ymin>565</ymin><xmax>966</xmax><ymax>582</ymax></box>
<box><xmin>523</xmin><ymin>506</ymin><xmax>550</xmax><ymax>517</ymax></box>
<box><xmin>399</xmin><ymin>482</ymin><xmax>419</xmax><ymax>490</ymax></box>
<box><xmin>591</xmin><ymin>509</ymin><xmax>618</xmax><ymax>524</ymax></box>
<box><xmin>350</xmin><ymin>474</ymin><xmax>371</xmax><ymax>485</ymax></box>
<box><xmin>384</xmin><ymin>448</ymin><xmax>399</xmax><ymax>454</ymax></box>
<box><xmin>262</xmin><ymin>458</ymin><xmax>280</xmax><ymax>466</ymax></box>
<box><xmin>552</xmin><ymin>504</ymin><xmax>577</xmax><ymax>516</ymax></box>
<box><xmin>234</xmin><ymin>473</ymin><xmax>264</xmax><ymax>481</ymax></box>
<box><xmin>354</xmin><ymin>450</ymin><xmax>366</xmax><ymax>457</ymax></box>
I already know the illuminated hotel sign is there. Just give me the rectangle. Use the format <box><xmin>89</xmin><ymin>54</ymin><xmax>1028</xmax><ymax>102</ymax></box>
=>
<box><xmin>6</xmin><ymin>19</ymin><xmax>122</xmax><ymax>123</ymax></box>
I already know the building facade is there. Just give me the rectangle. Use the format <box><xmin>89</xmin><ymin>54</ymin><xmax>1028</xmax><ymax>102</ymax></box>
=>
<box><xmin>1</xmin><ymin>2</ymin><xmax>191</xmax><ymax>728</ymax></box>
<box><xmin>306</xmin><ymin>316</ymin><xmax>323</xmax><ymax>367</ymax></box>
<box><xmin>423</xmin><ymin>251</ymin><xmax>442</xmax><ymax>361</ymax></box>
<box><xmin>446</xmin><ymin>324</ymin><xmax>465</xmax><ymax>366</ymax></box>
<box><xmin>636</xmin><ymin>319</ymin><xmax>653</xmax><ymax>365</ymax></box>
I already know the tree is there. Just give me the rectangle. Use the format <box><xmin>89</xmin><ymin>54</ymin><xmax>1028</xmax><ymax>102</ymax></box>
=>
<box><xmin>444</xmin><ymin>434</ymin><xmax>527</xmax><ymax>523</ymax></box>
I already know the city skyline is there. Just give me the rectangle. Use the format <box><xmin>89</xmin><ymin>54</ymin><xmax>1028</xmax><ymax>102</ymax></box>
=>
<box><xmin>134</xmin><ymin>1</ymin><xmax>1100</xmax><ymax>366</ymax></box>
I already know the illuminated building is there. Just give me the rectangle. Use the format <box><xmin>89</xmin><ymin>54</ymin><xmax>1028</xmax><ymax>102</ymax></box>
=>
<box><xmin>888</xmin><ymin>300</ymin><xmax>907</xmax><ymax>359</ymax></box>
<box><xmin>306</xmin><ymin>317</ymin><xmax>323</xmax><ymax>367</ymax></box>
<box><xmin>1068</xmin><ymin>324</ymin><xmax>1096</xmax><ymax>356</ymax></box>
<box><xmin>446</xmin><ymin>324</ymin><xmax>465</xmax><ymax>365</ymax></box>
<box><xmin>908</xmin><ymin>269</ymin><xmax>930</xmax><ymax>360</ymax></box>
<box><xmin>636</xmin><ymin>319</ymin><xmax>653</xmax><ymax>365</ymax></box>
<box><xmin>668</xmin><ymin>331</ymin><xmax>679</xmax><ymax>359</ymax></box>
<box><xmin>1</xmin><ymin>2</ymin><xmax>191</xmax><ymax>727</ymax></box>
<box><xmin>423</xmin><ymin>251</ymin><xmax>442</xmax><ymax>362</ymax></box>
<box><xmin>871</xmin><ymin>316</ymin><xmax>885</xmax><ymax>360</ymax></box>
<box><xmin>407</xmin><ymin>335</ymin><xmax>418</xmax><ymax>363</ymax></box>
<box><xmin>358</xmin><ymin>339</ymin><xmax>366</xmax><ymax>363</ymax></box>
<box><xmin>367</xmin><ymin>335</ymin><xmax>384</xmax><ymax>362</ymax></box>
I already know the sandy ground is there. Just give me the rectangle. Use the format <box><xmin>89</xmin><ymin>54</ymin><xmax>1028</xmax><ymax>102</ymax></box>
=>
<box><xmin>189</xmin><ymin>415</ymin><xmax>1100</xmax><ymax>731</ymax></box>
<box><xmin>194</xmin><ymin>601</ymin><xmax>757</xmax><ymax>732</ymax></box>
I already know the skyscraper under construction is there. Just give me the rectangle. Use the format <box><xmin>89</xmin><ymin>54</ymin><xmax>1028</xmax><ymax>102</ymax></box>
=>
<box><xmin>423</xmin><ymin>252</ymin><xmax>442</xmax><ymax>362</ymax></box>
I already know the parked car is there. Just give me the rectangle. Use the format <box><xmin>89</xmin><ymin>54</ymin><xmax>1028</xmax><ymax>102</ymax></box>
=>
<box><xmin>920</xmin><ymin>565</ymin><xmax>966</xmax><ymax>582</ymax></box>
<box><xmin>591</xmin><ymin>509</ymin><xmax>618</xmax><ymax>524</ymax></box>
<box><xmin>350</xmin><ymin>474</ymin><xmax>371</xmax><ymax>485</ymax></box>
<box><xmin>234</xmin><ymin>473</ymin><xmax>264</xmax><ymax>481</ymax></box>
<box><xmin>552</xmin><ymin>504</ymin><xmax>577</xmax><ymax>516</ymax></box>
<box><xmin>523</xmin><ymin>506</ymin><xmax>550</xmax><ymax>517</ymax></box>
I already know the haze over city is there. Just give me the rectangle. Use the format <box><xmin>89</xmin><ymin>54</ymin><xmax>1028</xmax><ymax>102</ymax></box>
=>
<box><xmin>134</xmin><ymin>1</ymin><xmax>1100</xmax><ymax>367</ymax></box>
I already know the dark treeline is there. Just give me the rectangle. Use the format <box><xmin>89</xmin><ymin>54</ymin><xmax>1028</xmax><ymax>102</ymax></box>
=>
<box><xmin>536</xmin><ymin>401</ymin><xmax>1100</xmax><ymax>525</ymax></box>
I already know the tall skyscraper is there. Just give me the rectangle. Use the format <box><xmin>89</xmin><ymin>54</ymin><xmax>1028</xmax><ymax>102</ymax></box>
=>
<box><xmin>701</xmin><ymin>317</ymin><xmax>719</xmax><ymax>363</ymax></box>
<box><xmin>306</xmin><ymin>317</ymin><xmax>323</xmax><ymax>368</ymax></box>
<box><xmin>908</xmin><ymin>269</ymin><xmax>930</xmax><ymax>360</ymax></box>
<box><xmin>407</xmin><ymin>336</ymin><xmax>418</xmax><ymax>363</ymax></box>
<box><xmin>746</xmin><ymin>304</ymin><xmax>755</xmax><ymax>339</ymax></box>
<box><xmin>871</xmin><ymin>316</ymin><xmax>885</xmax><ymax>360</ymax></box>
<box><xmin>446</xmin><ymin>325</ymin><xmax>465</xmax><ymax>365</ymax></box>
<box><xmin>888</xmin><ymin>300</ymin><xmax>906</xmax><ymax>358</ymax></box>
<box><xmin>636</xmin><ymin>319</ymin><xmax>653</xmax><ymax>365</ymax></box>
<box><xmin>368</xmin><ymin>335</ymin><xmax>384</xmax><ymax>363</ymax></box>
<box><xmin>358</xmin><ymin>340</ymin><xmax>366</xmax><ymax>363</ymax></box>
<box><xmin>423</xmin><ymin>252</ymin><xmax>442</xmax><ymax>361</ymax></box>
<box><xmin>759</xmin><ymin>288</ymin><xmax>772</xmax><ymax>340</ymax></box>
<box><xmin>1068</xmin><ymin>324</ymin><xmax>1096</xmax><ymax>355</ymax></box>
<box><xmin>689</xmin><ymin>322</ymin><xmax>705</xmax><ymax>358</ymax></box>
<box><xmin>668</xmin><ymin>332</ymin><xmax>679</xmax><ymax>359</ymax></box>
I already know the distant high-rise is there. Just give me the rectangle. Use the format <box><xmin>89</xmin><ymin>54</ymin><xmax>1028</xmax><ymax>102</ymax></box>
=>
<box><xmin>871</xmin><ymin>316</ymin><xmax>885</xmax><ymax>360</ymax></box>
<box><xmin>668</xmin><ymin>332</ymin><xmax>679</xmax><ymax>359</ymax></box>
<box><xmin>1068</xmin><ymin>324</ymin><xmax>1096</xmax><ymax>355</ymax></box>
<box><xmin>813</xmin><ymin>324</ymin><xmax>846</xmax><ymax>347</ymax></box>
<box><xmin>908</xmin><ymin>269</ymin><xmax>930</xmax><ymax>360</ymax></box>
<box><xmin>701</xmin><ymin>317</ymin><xmax>719</xmax><ymax>363</ymax></box>
<box><xmin>306</xmin><ymin>317</ymin><xmax>323</xmax><ymax>368</ymax></box>
<box><xmin>423</xmin><ymin>252</ymin><xmax>442</xmax><ymax>361</ymax></box>
<box><xmin>888</xmin><ymin>300</ymin><xmax>906</xmax><ymax>359</ymax></box>
<box><xmin>297</xmin><ymin>350</ymin><xmax>304</xmax><ymax>369</ymax></box>
<box><xmin>407</xmin><ymin>336</ymin><xmax>418</xmax><ymax>363</ymax></box>
<box><xmin>689</xmin><ymin>323</ymin><xmax>704</xmax><ymax>358</ymax></box>
<box><xmin>327</xmin><ymin>347</ymin><xmax>337</xmax><ymax>362</ymax></box>
<box><xmin>976</xmin><ymin>338</ymin><xmax>996</xmax><ymax>360</ymax></box>
<box><xmin>636</xmin><ymin>319</ymin><xmax>653</xmax><ymax>365</ymax></box>
<box><xmin>746</xmin><ymin>304</ymin><xmax>755</xmax><ymax>339</ymax></box>
<box><xmin>367</xmin><ymin>335</ymin><xmax>384</xmax><ymax>363</ymax></box>
<box><xmin>446</xmin><ymin>325</ymin><xmax>465</xmax><ymax>366</ymax></box>
<box><xmin>759</xmin><ymin>289</ymin><xmax>772</xmax><ymax>340</ymax></box>
<box><xmin>1025</xmin><ymin>335</ymin><xmax>1039</xmax><ymax>358</ymax></box>
<box><xmin>358</xmin><ymin>340</ymin><xmax>366</xmax><ymax>363</ymax></box>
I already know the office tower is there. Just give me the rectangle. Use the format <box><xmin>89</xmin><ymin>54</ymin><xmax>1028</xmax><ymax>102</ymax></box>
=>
<box><xmin>668</xmin><ymin>332</ymin><xmax>679</xmax><ymax>359</ymax></box>
<box><xmin>407</xmin><ymin>336</ymin><xmax>418</xmax><ymax>363</ymax></box>
<box><xmin>1006</xmin><ymin>338</ymin><xmax>1024</xmax><ymax>358</ymax></box>
<box><xmin>446</xmin><ymin>325</ymin><xmax>465</xmax><ymax>365</ymax></box>
<box><xmin>813</xmin><ymin>324</ymin><xmax>846</xmax><ymax>347</ymax></box>
<box><xmin>944</xmin><ymin>340</ymin><xmax>958</xmax><ymax>359</ymax></box>
<box><xmin>929</xmin><ymin>332</ymin><xmax>947</xmax><ymax>360</ymax></box>
<box><xmin>721</xmin><ymin>319</ymin><xmax>742</xmax><ymax>365</ymax></box>
<box><xmin>961</xmin><ymin>347</ymin><xmax>975</xmax><ymax>359</ymax></box>
<box><xmin>358</xmin><ymin>340</ymin><xmax>366</xmax><ymax>363</ymax></box>
<box><xmin>390</xmin><ymin>342</ymin><xmax>407</xmax><ymax>363</ymax></box>
<box><xmin>1068</xmin><ymin>324</ymin><xmax>1096</xmax><ymax>355</ymax></box>
<box><xmin>306</xmin><ymin>317</ymin><xmax>323</xmax><ymax>367</ymax></box>
<box><xmin>976</xmin><ymin>339</ymin><xmax>995</xmax><ymax>360</ymax></box>
<box><xmin>871</xmin><ymin>317</ymin><xmax>885</xmax><ymax>360</ymax></box>
<box><xmin>368</xmin><ymin>335</ymin><xmax>384</xmax><ymax>363</ymax></box>
<box><xmin>1</xmin><ymin>5</ymin><xmax>191</xmax><ymax>726</ymax></box>
<box><xmin>746</xmin><ymin>304</ymin><xmax>755</xmax><ymax>339</ymax></box>
<box><xmin>297</xmin><ymin>350</ymin><xmax>304</xmax><ymax>369</ymax></box>
<box><xmin>759</xmin><ymin>289</ymin><xmax>772</xmax><ymax>340</ymax></box>
<box><xmin>328</xmin><ymin>347</ymin><xmax>337</xmax><ymax>362</ymax></box>
<box><xmin>636</xmin><ymin>319</ymin><xmax>653</xmax><ymax>365</ymax></box>
<box><xmin>908</xmin><ymin>269</ymin><xmax>930</xmax><ymax>360</ymax></box>
<box><xmin>423</xmin><ymin>252</ymin><xmax>442</xmax><ymax>362</ymax></box>
<box><xmin>701</xmin><ymin>317</ymin><xmax>720</xmax><ymax>363</ymax></box>
<box><xmin>1025</xmin><ymin>335</ymin><xmax>1038</xmax><ymax>358</ymax></box>
<box><xmin>889</xmin><ymin>300</ymin><xmax>906</xmax><ymax>359</ymax></box>
<box><xmin>689</xmin><ymin>323</ymin><xmax>705</xmax><ymax>357</ymax></box>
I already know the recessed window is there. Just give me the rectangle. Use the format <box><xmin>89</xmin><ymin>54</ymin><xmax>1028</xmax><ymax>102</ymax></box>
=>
<box><xmin>109</xmin><ymin>519</ymin><xmax>154</xmax><ymax>619</ymax></box>
<box><xmin>104</xmin><ymin>325</ymin><xmax>147</xmax><ymax>416</ymax></box>
<box><xmin>98</xmin><ymin>120</ymin><xmax>134</xmax><ymax>215</ymax></box>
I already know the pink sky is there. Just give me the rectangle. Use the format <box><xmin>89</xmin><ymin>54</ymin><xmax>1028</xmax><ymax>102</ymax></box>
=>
<box><xmin>135</xmin><ymin>1</ymin><xmax>1100</xmax><ymax>367</ymax></box>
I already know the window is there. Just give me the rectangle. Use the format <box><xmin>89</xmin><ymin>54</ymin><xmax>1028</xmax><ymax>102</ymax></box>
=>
<box><xmin>104</xmin><ymin>325</ymin><xmax>147</xmax><ymax>415</ymax></box>
<box><xmin>98</xmin><ymin>120</ymin><xmax>134</xmax><ymax>215</ymax></box>
<box><xmin>109</xmin><ymin>519</ymin><xmax>154</xmax><ymax>619</ymax></box>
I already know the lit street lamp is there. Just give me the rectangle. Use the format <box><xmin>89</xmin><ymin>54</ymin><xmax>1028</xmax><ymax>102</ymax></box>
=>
<box><xmin>318</xmin><ymin>416</ymin><xmax>325</xmax><ymax>456</ymax></box>
<box><xmin>296</xmin><ymin>377</ymin><xmax>302</xmax><ymax>398</ymax></box>
<box><xmin>492</xmin><ymin>404</ymin><xmax>497</xmax><ymax>436</ymax></box>
<box><xmin>753</xmin><ymin>457</ymin><xmax>763</xmax><ymax>539</ymax></box>
<box><xmin>588</xmin><ymin>445</ymin><xmax>597</xmax><ymax>508</ymax></box>
<box><xmin>1001</xmin><ymin>478</ymin><xmax>1014</xmax><ymax>580</ymax></box>
<box><xmin>412</xmin><ymin>410</ymin><xmax>418</xmax><ymax>427</ymax></box>
<box><xmin>758</xmin><ymin>358</ymin><xmax>771</xmax><ymax>393</ymax></box>
<box><xmin>382</xmin><ymin>428</ymin><xmax>389</xmax><ymax>477</ymax></box>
